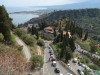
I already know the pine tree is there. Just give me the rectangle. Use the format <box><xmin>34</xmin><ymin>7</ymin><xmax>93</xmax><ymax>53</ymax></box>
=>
<box><xmin>69</xmin><ymin>37</ymin><xmax>76</xmax><ymax>52</ymax></box>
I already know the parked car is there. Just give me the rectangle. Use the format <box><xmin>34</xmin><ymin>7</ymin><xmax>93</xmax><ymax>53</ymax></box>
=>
<box><xmin>51</xmin><ymin>57</ymin><xmax>56</xmax><ymax>62</ymax></box>
<box><xmin>58</xmin><ymin>73</ymin><xmax>63</xmax><ymax>75</ymax></box>
<box><xmin>85</xmin><ymin>66</ymin><xmax>91</xmax><ymax>71</ymax></box>
<box><xmin>48</xmin><ymin>47</ymin><xmax>50</xmax><ymax>49</ymax></box>
<box><xmin>67</xmin><ymin>73</ymin><xmax>73</xmax><ymax>75</ymax></box>
<box><xmin>78</xmin><ymin>62</ymin><xmax>82</xmax><ymax>66</ymax></box>
<box><xmin>49</xmin><ymin>50</ymin><xmax>52</xmax><ymax>53</ymax></box>
<box><xmin>50</xmin><ymin>52</ymin><xmax>53</xmax><ymax>56</ymax></box>
<box><xmin>77</xmin><ymin>69</ymin><xmax>84</xmax><ymax>75</ymax></box>
<box><xmin>72</xmin><ymin>58</ymin><xmax>78</xmax><ymax>63</ymax></box>
<box><xmin>52</xmin><ymin>61</ymin><xmax>57</xmax><ymax>67</ymax></box>
<box><xmin>54</xmin><ymin>68</ymin><xmax>60</xmax><ymax>73</ymax></box>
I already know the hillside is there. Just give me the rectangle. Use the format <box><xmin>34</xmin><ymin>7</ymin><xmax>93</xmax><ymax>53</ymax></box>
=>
<box><xmin>27</xmin><ymin>8</ymin><xmax>100</xmax><ymax>41</ymax></box>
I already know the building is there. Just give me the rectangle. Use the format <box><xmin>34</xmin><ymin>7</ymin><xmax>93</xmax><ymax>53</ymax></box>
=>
<box><xmin>27</xmin><ymin>23</ymin><xmax>39</xmax><ymax>28</ymax></box>
<box><xmin>42</xmin><ymin>26</ymin><xmax>54</xmax><ymax>40</ymax></box>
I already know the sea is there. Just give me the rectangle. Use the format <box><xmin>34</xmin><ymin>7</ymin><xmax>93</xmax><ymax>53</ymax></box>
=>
<box><xmin>6</xmin><ymin>7</ymin><xmax>47</xmax><ymax>26</ymax></box>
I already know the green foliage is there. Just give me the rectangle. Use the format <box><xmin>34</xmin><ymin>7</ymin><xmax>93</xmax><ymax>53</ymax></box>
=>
<box><xmin>42</xmin><ymin>34</ymin><xmax>51</xmax><ymax>40</ymax></box>
<box><xmin>31</xmin><ymin>55</ymin><xmax>43</xmax><ymax>69</ymax></box>
<box><xmin>32</xmin><ymin>26</ymin><xmax>39</xmax><ymax>39</ymax></box>
<box><xmin>83</xmin><ymin>32</ymin><xmax>88</xmax><ymax>41</ymax></box>
<box><xmin>0</xmin><ymin>33</ymin><xmax>4</xmax><ymax>41</ymax></box>
<box><xmin>65</xmin><ymin>47</ymin><xmax>73</xmax><ymax>62</ymax></box>
<box><xmin>14</xmin><ymin>28</ymin><xmax>36</xmax><ymax>46</ymax></box>
<box><xmin>84</xmin><ymin>70</ymin><xmax>91</xmax><ymax>75</ymax></box>
<box><xmin>37</xmin><ymin>39</ymin><xmax>45</xmax><ymax>47</ymax></box>
<box><xmin>79</xmin><ymin>56</ymin><xmax>89</xmax><ymax>64</ymax></box>
<box><xmin>69</xmin><ymin>37</ymin><xmax>76</xmax><ymax>52</ymax></box>
<box><xmin>38</xmin><ymin>21</ymin><xmax>48</xmax><ymax>30</ymax></box>
<box><xmin>90</xmin><ymin>40</ymin><xmax>97</xmax><ymax>53</ymax></box>
<box><xmin>0</xmin><ymin>5</ymin><xmax>13</xmax><ymax>42</ymax></box>
<box><xmin>9</xmin><ymin>33</ymin><xmax>16</xmax><ymax>44</ymax></box>
<box><xmin>21</xmin><ymin>34</ymin><xmax>35</xmax><ymax>46</ymax></box>
<box><xmin>29</xmin><ymin>8</ymin><xmax>100</xmax><ymax>41</ymax></box>
<box><xmin>53</xmin><ymin>28</ymin><xmax>57</xmax><ymax>37</ymax></box>
<box><xmin>14</xmin><ymin>28</ymin><xmax>27</xmax><ymax>37</ymax></box>
<box><xmin>88</xmin><ymin>64</ymin><xmax>100</xmax><ymax>70</ymax></box>
<box><xmin>18</xmin><ymin>45</ymin><xmax>23</xmax><ymax>51</ymax></box>
<box><xmin>76</xmin><ymin>38</ymin><xmax>90</xmax><ymax>51</ymax></box>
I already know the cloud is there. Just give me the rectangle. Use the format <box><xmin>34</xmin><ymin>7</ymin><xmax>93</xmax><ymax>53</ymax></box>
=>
<box><xmin>0</xmin><ymin>0</ymin><xmax>90</xmax><ymax>7</ymax></box>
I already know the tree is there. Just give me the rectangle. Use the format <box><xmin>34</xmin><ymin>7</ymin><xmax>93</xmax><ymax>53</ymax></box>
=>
<box><xmin>75</xmin><ymin>26</ymin><xmax>83</xmax><ymax>38</ymax></box>
<box><xmin>53</xmin><ymin>34</ymin><xmax>61</xmax><ymax>44</ymax></box>
<box><xmin>69</xmin><ymin>37</ymin><xmax>76</xmax><ymax>52</ymax></box>
<box><xmin>0</xmin><ymin>33</ymin><xmax>4</xmax><ymax>41</ymax></box>
<box><xmin>31</xmin><ymin>55</ymin><xmax>43</xmax><ymax>69</ymax></box>
<box><xmin>35</xmin><ymin>29</ymin><xmax>39</xmax><ymax>39</ymax></box>
<box><xmin>38</xmin><ymin>20</ymin><xmax>47</xmax><ymax>30</ymax></box>
<box><xmin>53</xmin><ymin>28</ymin><xmax>57</xmax><ymax>37</ymax></box>
<box><xmin>83</xmin><ymin>32</ymin><xmax>88</xmax><ymax>41</ymax></box>
<box><xmin>32</xmin><ymin>25</ymin><xmax>36</xmax><ymax>35</ymax></box>
<box><xmin>60</xmin><ymin>30</ymin><xmax>63</xmax><ymax>42</ymax></box>
<box><xmin>0</xmin><ymin>5</ymin><xmax>12</xmax><ymax>43</ymax></box>
<box><xmin>27</xmin><ymin>27</ymin><xmax>32</xmax><ymax>33</ymax></box>
<box><xmin>65</xmin><ymin>47</ymin><xmax>73</xmax><ymax>62</ymax></box>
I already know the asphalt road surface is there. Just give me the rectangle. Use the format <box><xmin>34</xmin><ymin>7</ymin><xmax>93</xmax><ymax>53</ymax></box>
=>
<box><xmin>43</xmin><ymin>41</ymin><xmax>74</xmax><ymax>75</ymax></box>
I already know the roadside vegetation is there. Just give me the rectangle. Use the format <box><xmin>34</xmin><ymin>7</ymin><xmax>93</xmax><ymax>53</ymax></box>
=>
<box><xmin>0</xmin><ymin>5</ymin><xmax>29</xmax><ymax>74</ymax></box>
<box><xmin>14</xmin><ymin>27</ymin><xmax>44</xmax><ymax>70</ymax></box>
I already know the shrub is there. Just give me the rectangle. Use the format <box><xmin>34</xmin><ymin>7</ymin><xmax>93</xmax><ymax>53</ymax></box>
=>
<box><xmin>31</xmin><ymin>55</ymin><xmax>43</xmax><ymax>69</ymax></box>
<box><xmin>14</xmin><ymin>28</ymin><xmax>27</xmax><ymax>37</ymax></box>
<box><xmin>21</xmin><ymin>34</ymin><xmax>35</xmax><ymax>46</ymax></box>
<box><xmin>88</xmin><ymin>64</ymin><xmax>100</xmax><ymax>70</ymax></box>
<box><xmin>0</xmin><ymin>33</ymin><xmax>4</xmax><ymax>41</ymax></box>
<box><xmin>37</xmin><ymin>39</ymin><xmax>45</xmax><ymax>47</ymax></box>
<box><xmin>8</xmin><ymin>34</ymin><xmax>16</xmax><ymax>45</ymax></box>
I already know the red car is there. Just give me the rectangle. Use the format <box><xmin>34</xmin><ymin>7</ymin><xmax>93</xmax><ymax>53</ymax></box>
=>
<box><xmin>51</xmin><ymin>58</ymin><xmax>56</xmax><ymax>62</ymax></box>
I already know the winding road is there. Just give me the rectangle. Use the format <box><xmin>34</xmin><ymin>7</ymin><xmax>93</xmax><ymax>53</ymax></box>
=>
<box><xmin>16</xmin><ymin>36</ymin><xmax>31</xmax><ymax>61</ymax></box>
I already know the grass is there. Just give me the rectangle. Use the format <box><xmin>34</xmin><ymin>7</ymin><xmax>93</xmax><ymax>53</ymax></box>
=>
<box><xmin>30</xmin><ymin>46</ymin><xmax>37</xmax><ymax>56</ymax></box>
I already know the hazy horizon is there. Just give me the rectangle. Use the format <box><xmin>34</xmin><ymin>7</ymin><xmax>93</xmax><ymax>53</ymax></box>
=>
<box><xmin>0</xmin><ymin>0</ymin><xmax>100</xmax><ymax>8</ymax></box>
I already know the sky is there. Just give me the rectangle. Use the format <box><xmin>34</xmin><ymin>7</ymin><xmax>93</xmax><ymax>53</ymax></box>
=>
<box><xmin>0</xmin><ymin>0</ymin><xmax>92</xmax><ymax>7</ymax></box>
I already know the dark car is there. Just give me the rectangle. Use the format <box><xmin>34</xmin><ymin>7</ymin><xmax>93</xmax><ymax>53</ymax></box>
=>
<box><xmin>54</xmin><ymin>68</ymin><xmax>60</xmax><ymax>73</ymax></box>
<box><xmin>48</xmin><ymin>47</ymin><xmax>50</xmax><ymax>49</ymax></box>
<box><xmin>77</xmin><ymin>69</ymin><xmax>81</xmax><ymax>73</ymax></box>
<box><xmin>49</xmin><ymin>50</ymin><xmax>52</xmax><ymax>53</ymax></box>
<box><xmin>78</xmin><ymin>62</ymin><xmax>82</xmax><ymax>66</ymax></box>
<box><xmin>77</xmin><ymin>69</ymin><xmax>84</xmax><ymax>75</ymax></box>
<box><xmin>50</xmin><ymin>52</ymin><xmax>53</xmax><ymax>56</ymax></box>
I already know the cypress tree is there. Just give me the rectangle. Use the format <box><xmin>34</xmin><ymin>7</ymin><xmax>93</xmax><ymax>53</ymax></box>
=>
<box><xmin>0</xmin><ymin>5</ymin><xmax>12</xmax><ymax>43</ymax></box>
<box><xmin>32</xmin><ymin>25</ymin><xmax>36</xmax><ymax>35</ymax></box>
<box><xmin>83</xmin><ymin>32</ymin><xmax>88</xmax><ymax>41</ymax></box>
<box><xmin>69</xmin><ymin>37</ymin><xmax>76</xmax><ymax>52</ymax></box>
<box><xmin>53</xmin><ymin>28</ymin><xmax>57</xmax><ymax>37</ymax></box>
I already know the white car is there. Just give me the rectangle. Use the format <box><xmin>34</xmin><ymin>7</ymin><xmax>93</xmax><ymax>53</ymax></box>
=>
<box><xmin>58</xmin><ymin>73</ymin><xmax>63</xmax><ymax>75</ymax></box>
<box><xmin>67</xmin><ymin>73</ymin><xmax>73</xmax><ymax>75</ymax></box>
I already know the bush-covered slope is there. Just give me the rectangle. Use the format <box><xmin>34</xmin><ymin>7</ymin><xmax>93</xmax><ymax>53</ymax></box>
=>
<box><xmin>28</xmin><ymin>8</ymin><xmax>100</xmax><ymax>40</ymax></box>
